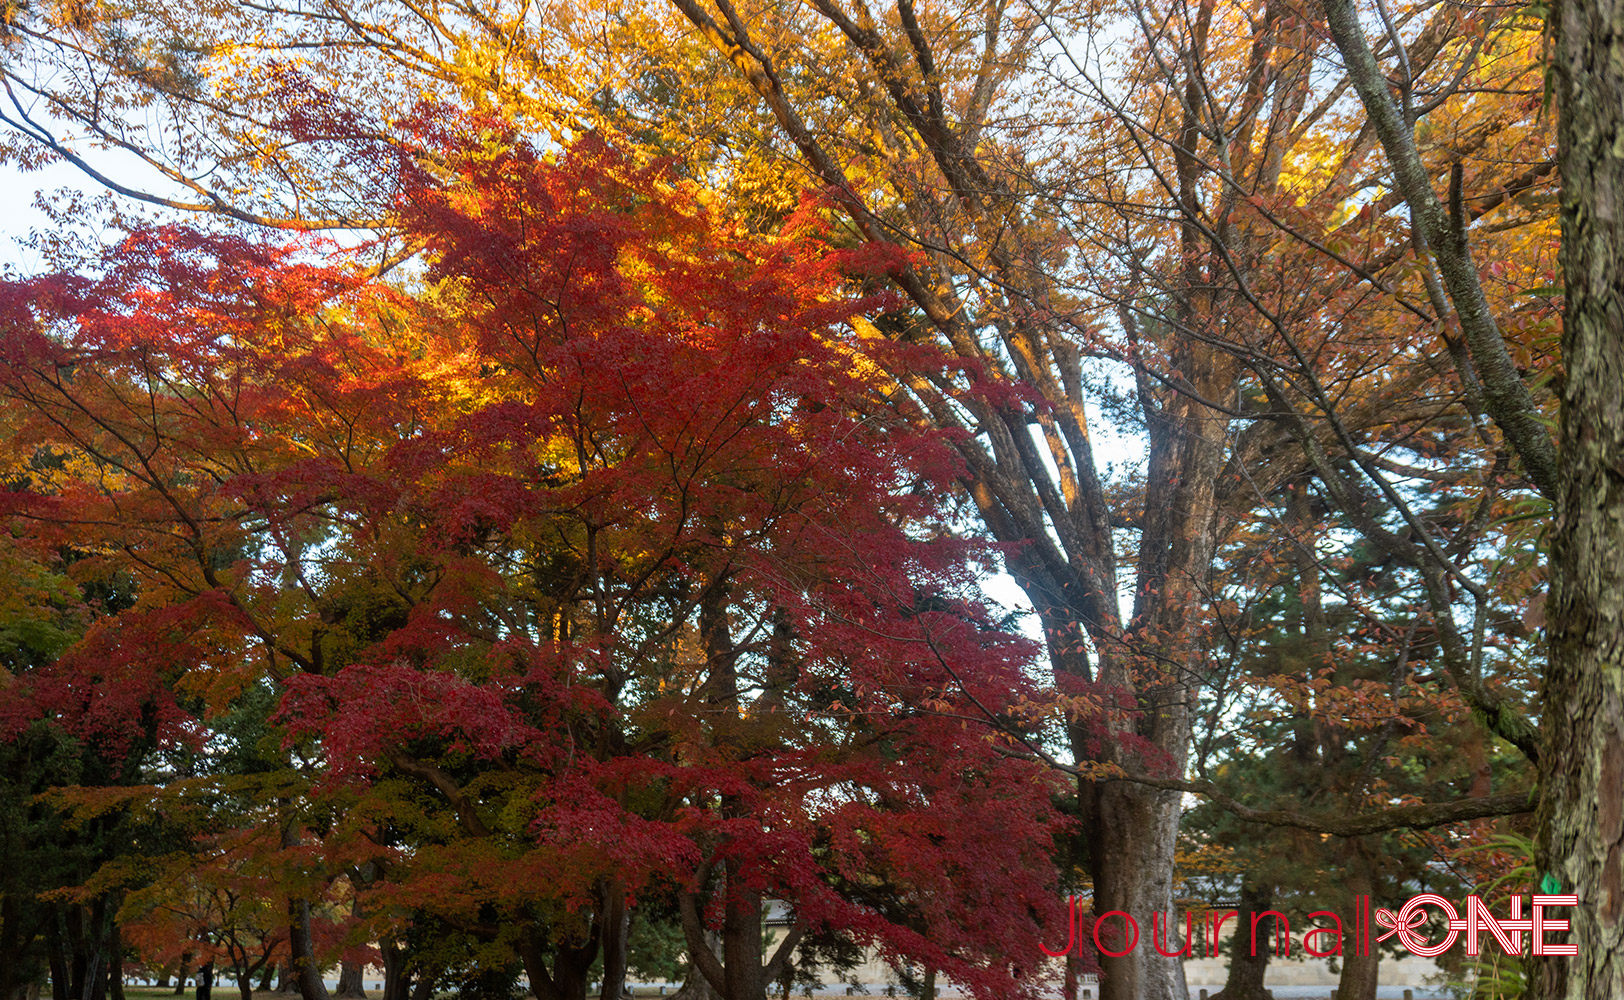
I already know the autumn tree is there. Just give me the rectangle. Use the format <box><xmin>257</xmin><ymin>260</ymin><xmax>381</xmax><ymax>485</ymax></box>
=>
<box><xmin>0</xmin><ymin>125</ymin><xmax>1074</xmax><ymax>1000</ymax></box>
<box><xmin>0</xmin><ymin>0</ymin><xmax>1605</xmax><ymax>998</ymax></box>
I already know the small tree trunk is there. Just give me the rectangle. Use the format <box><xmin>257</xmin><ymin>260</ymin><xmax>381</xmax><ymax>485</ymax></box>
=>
<box><xmin>596</xmin><ymin>883</ymin><xmax>629</xmax><ymax>1000</ymax></box>
<box><xmin>105</xmin><ymin>925</ymin><xmax>125</xmax><ymax>1000</ymax></box>
<box><xmin>45</xmin><ymin>920</ymin><xmax>68</xmax><ymax>1000</ymax></box>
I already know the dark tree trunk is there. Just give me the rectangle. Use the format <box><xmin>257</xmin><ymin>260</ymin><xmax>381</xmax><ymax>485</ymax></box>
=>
<box><xmin>595</xmin><ymin>882</ymin><xmax>629</xmax><ymax>1000</ymax></box>
<box><xmin>1540</xmin><ymin>1</ymin><xmax>1624</xmax><ymax>998</ymax></box>
<box><xmin>517</xmin><ymin>926</ymin><xmax>596</xmax><ymax>1000</ymax></box>
<box><xmin>105</xmin><ymin>926</ymin><xmax>124</xmax><ymax>1000</ymax></box>
<box><xmin>45</xmin><ymin>920</ymin><xmax>68</xmax><ymax>1000</ymax></box>
<box><xmin>77</xmin><ymin>901</ymin><xmax>110</xmax><ymax>1000</ymax></box>
<box><xmin>1211</xmin><ymin>880</ymin><xmax>1274</xmax><ymax>1000</ymax></box>
<box><xmin>380</xmin><ymin>945</ymin><xmax>409</xmax><ymax>1000</ymax></box>
<box><xmin>334</xmin><ymin>962</ymin><xmax>366</xmax><ymax>999</ymax></box>
<box><xmin>0</xmin><ymin>894</ymin><xmax>26</xmax><ymax>1000</ymax></box>
<box><xmin>287</xmin><ymin>899</ymin><xmax>330</xmax><ymax>1000</ymax></box>
<box><xmin>61</xmin><ymin>906</ymin><xmax>87</xmax><ymax>1000</ymax></box>
<box><xmin>174</xmin><ymin>954</ymin><xmax>193</xmax><ymax>996</ymax></box>
<box><xmin>719</xmin><ymin>868</ymin><xmax>763</xmax><ymax>1000</ymax></box>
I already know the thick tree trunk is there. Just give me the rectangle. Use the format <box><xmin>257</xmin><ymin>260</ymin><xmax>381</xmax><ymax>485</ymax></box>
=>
<box><xmin>334</xmin><ymin>962</ymin><xmax>366</xmax><ymax>998</ymax></box>
<box><xmin>517</xmin><ymin>926</ymin><xmax>596</xmax><ymax>1000</ymax></box>
<box><xmin>1212</xmin><ymin>881</ymin><xmax>1274</xmax><ymax>1000</ymax></box>
<box><xmin>1335</xmin><ymin>945</ymin><xmax>1379</xmax><ymax>1000</ymax></box>
<box><xmin>1078</xmin><ymin>337</ymin><xmax>1233</xmax><ymax>1000</ymax></box>
<box><xmin>380</xmin><ymin>945</ymin><xmax>409</xmax><ymax>1000</ymax></box>
<box><xmin>1081</xmin><ymin>779</ymin><xmax>1186</xmax><ymax>1000</ymax></box>
<box><xmin>720</xmin><ymin>873</ymin><xmax>764</xmax><ymax>1000</ymax></box>
<box><xmin>287</xmin><ymin>900</ymin><xmax>331</xmax><ymax>1000</ymax></box>
<box><xmin>1540</xmin><ymin>0</ymin><xmax>1624</xmax><ymax>996</ymax></box>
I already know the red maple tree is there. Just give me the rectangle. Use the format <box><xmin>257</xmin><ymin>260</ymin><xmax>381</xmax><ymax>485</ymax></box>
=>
<box><xmin>0</xmin><ymin>123</ymin><xmax>1074</xmax><ymax>1000</ymax></box>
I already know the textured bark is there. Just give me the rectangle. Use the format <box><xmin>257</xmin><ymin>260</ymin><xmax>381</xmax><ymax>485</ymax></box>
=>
<box><xmin>1336</xmin><ymin>858</ymin><xmax>1378</xmax><ymax>1000</ymax></box>
<box><xmin>1319</xmin><ymin>0</ymin><xmax>1560</xmax><ymax>499</ymax></box>
<box><xmin>335</xmin><ymin>961</ymin><xmax>366</xmax><ymax>999</ymax></box>
<box><xmin>1079</xmin><ymin>330</ymin><xmax>1236</xmax><ymax>1000</ymax></box>
<box><xmin>1211</xmin><ymin>881</ymin><xmax>1274</xmax><ymax>1000</ymax></box>
<box><xmin>1538</xmin><ymin>0</ymin><xmax>1624</xmax><ymax>995</ymax></box>
<box><xmin>719</xmin><ymin>872</ymin><xmax>764</xmax><ymax>1000</ymax></box>
<box><xmin>287</xmin><ymin>899</ymin><xmax>331</xmax><ymax>1000</ymax></box>
<box><xmin>1336</xmin><ymin>946</ymin><xmax>1379</xmax><ymax>1000</ymax></box>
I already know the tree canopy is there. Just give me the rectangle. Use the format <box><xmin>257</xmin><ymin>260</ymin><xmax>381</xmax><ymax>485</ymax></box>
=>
<box><xmin>0</xmin><ymin>0</ymin><xmax>1619</xmax><ymax>999</ymax></box>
